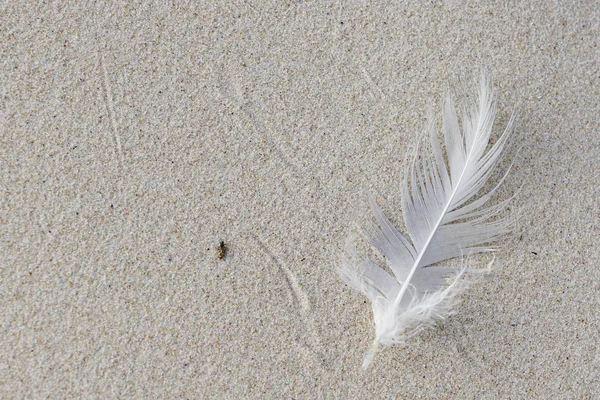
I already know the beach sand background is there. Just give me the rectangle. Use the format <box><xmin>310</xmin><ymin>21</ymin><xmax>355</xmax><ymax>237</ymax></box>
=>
<box><xmin>1</xmin><ymin>1</ymin><xmax>599</xmax><ymax>398</ymax></box>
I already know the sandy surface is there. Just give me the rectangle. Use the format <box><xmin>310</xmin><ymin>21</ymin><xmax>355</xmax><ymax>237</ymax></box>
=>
<box><xmin>1</xmin><ymin>1</ymin><xmax>599</xmax><ymax>398</ymax></box>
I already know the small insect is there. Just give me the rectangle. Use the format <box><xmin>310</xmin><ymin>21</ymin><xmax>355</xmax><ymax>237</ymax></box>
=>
<box><xmin>217</xmin><ymin>241</ymin><xmax>227</xmax><ymax>260</ymax></box>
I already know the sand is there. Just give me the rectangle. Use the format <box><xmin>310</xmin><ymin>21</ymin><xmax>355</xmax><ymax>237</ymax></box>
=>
<box><xmin>1</xmin><ymin>1</ymin><xmax>599</xmax><ymax>398</ymax></box>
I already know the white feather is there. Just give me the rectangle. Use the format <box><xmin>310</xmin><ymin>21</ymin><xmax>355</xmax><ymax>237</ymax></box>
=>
<box><xmin>339</xmin><ymin>72</ymin><xmax>515</xmax><ymax>369</ymax></box>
